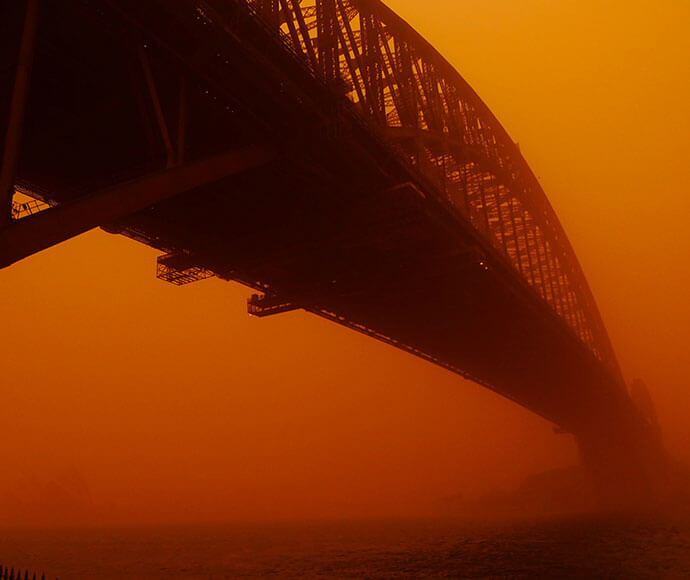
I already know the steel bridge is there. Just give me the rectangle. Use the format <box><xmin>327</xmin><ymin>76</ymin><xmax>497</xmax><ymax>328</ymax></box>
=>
<box><xmin>1</xmin><ymin>0</ymin><xmax>662</xmax><ymax>497</ymax></box>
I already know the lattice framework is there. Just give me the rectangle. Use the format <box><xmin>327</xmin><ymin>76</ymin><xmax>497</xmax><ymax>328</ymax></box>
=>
<box><xmin>246</xmin><ymin>0</ymin><xmax>619</xmax><ymax>373</ymax></box>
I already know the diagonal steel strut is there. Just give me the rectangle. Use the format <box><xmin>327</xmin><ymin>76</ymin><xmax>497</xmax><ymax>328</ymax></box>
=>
<box><xmin>0</xmin><ymin>145</ymin><xmax>275</xmax><ymax>270</ymax></box>
<box><xmin>0</xmin><ymin>0</ymin><xmax>40</xmax><ymax>225</ymax></box>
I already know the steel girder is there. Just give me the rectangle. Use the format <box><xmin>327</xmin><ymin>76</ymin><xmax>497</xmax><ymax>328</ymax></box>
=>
<box><xmin>245</xmin><ymin>0</ymin><xmax>622</xmax><ymax>381</ymax></box>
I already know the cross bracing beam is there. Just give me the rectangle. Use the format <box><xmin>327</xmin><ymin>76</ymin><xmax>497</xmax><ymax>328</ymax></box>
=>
<box><xmin>0</xmin><ymin>146</ymin><xmax>275</xmax><ymax>270</ymax></box>
<box><xmin>247</xmin><ymin>0</ymin><xmax>622</xmax><ymax>380</ymax></box>
<box><xmin>385</xmin><ymin>126</ymin><xmax>596</xmax><ymax>349</ymax></box>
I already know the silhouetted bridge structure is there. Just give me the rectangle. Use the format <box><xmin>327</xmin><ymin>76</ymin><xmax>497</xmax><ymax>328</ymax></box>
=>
<box><xmin>1</xmin><ymin>0</ymin><xmax>662</xmax><ymax>498</ymax></box>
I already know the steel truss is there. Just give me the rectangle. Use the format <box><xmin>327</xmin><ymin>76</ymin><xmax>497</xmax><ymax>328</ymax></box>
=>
<box><xmin>246</xmin><ymin>0</ymin><xmax>620</xmax><ymax>376</ymax></box>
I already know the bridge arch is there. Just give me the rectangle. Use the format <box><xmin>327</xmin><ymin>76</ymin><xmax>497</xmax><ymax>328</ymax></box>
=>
<box><xmin>249</xmin><ymin>0</ymin><xmax>621</xmax><ymax>379</ymax></box>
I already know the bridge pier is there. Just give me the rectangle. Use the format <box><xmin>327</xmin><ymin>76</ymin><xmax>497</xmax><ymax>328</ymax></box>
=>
<box><xmin>575</xmin><ymin>419</ymin><xmax>666</xmax><ymax>510</ymax></box>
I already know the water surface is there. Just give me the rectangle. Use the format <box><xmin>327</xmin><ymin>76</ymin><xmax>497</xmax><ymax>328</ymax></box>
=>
<box><xmin>1</xmin><ymin>514</ymin><xmax>688</xmax><ymax>578</ymax></box>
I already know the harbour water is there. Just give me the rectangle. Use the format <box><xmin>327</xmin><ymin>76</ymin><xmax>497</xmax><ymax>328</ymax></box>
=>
<box><xmin>1</xmin><ymin>513</ymin><xmax>689</xmax><ymax>578</ymax></box>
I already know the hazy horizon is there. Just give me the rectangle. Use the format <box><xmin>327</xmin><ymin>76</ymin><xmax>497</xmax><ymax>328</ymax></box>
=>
<box><xmin>1</xmin><ymin>0</ymin><xmax>688</xmax><ymax>528</ymax></box>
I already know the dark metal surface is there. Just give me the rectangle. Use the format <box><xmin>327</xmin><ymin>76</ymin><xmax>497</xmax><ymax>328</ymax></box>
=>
<box><xmin>0</xmin><ymin>0</ymin><xmax>650</xmax><ymax>446</ymax></box>
<box><xmin>0</xmin><ymin>0</ymin><xmax>39</xmax><ymax>225</ymax></box>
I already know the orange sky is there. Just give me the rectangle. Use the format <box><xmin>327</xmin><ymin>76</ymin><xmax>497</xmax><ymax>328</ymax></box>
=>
<box><xmin>1</xmin><ymin>0</ymin><xmax>688</xmax><ymax>525</ymax></box>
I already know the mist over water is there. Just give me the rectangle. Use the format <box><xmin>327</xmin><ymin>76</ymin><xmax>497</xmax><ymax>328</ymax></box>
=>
<box><xmin>2</xmin><ymin>514</ymin><xmax>690</xmax><ymax>579</ymax></box>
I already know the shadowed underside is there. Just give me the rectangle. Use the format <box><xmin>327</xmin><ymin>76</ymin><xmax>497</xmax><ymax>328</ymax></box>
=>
<box><xmin>1</xmin><ymin>0</ymin><xmax>656</xmax><ymax>467</ymax></box>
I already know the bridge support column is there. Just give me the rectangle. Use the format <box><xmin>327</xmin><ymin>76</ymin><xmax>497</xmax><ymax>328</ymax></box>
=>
<box><xmin>0</xmin><ymin>0</ymin><xmax>39</xmax><ymax>225</ymax></box>
<box><xmin>576</xmin><ymin>422</ymin><xmax>666</xmax><ymax>510</ymax></box>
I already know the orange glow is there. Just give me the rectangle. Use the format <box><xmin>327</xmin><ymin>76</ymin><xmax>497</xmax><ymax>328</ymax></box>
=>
<box><xmin>1</xmin><ymin>0</ymin><xmax>688</xmax><ymax>525</ymax></box>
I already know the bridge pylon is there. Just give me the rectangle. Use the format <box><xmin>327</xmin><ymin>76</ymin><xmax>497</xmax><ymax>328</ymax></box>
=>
<box><xmin>575</xmin><ymin>380</ymin><xmax>667</xmax><ymax>509</ymax></box>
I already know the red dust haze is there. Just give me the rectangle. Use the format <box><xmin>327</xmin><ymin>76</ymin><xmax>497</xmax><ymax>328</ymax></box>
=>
<box><xmin>1</xmin><ymin>0</ymin><xmax>688</xmax><ymax>526</ymax></box>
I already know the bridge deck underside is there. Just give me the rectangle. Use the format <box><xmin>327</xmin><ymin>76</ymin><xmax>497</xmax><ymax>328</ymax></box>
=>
<box><xmin>1</xmin><ymin>0</ymin><xmax>641</xmax><ymax>434</ymax></box>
